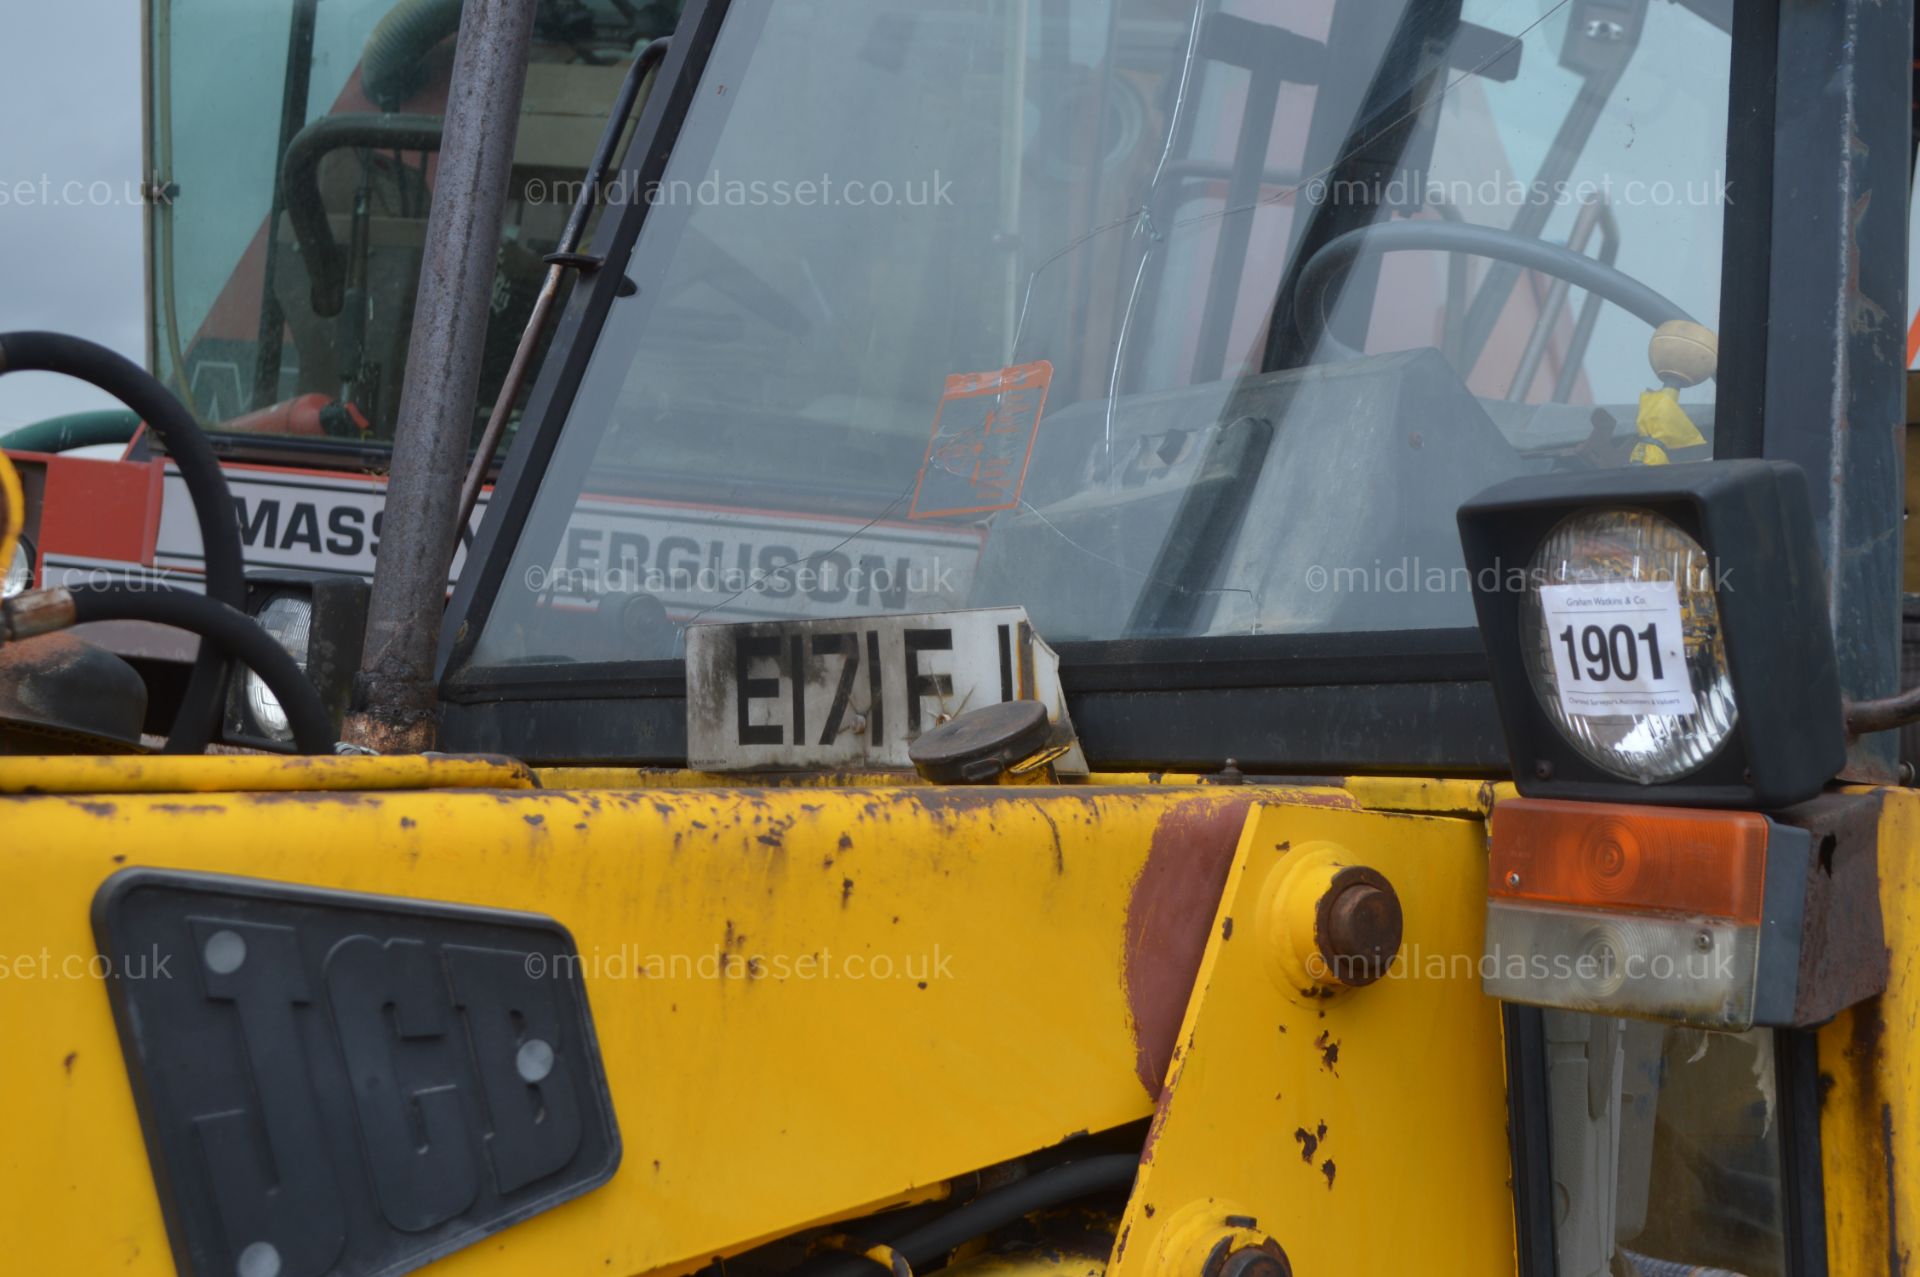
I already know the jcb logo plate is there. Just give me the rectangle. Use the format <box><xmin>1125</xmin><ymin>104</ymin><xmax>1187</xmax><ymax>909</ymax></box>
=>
<box><xmin>91</xmin><ymin>870</ymin><xmax>620</xmax><ymax>1277</ymax></box>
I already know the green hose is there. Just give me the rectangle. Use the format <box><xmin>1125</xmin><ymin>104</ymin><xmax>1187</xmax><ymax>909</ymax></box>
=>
<box><xmin>362</xmin><ymin>0</ymin><xmax>464</xmax><ymax>110</ymax></box>
<box><xmin>0</xmin><ymin>409</ymin><xmax>142</xmax><ymax>453</ymax></box>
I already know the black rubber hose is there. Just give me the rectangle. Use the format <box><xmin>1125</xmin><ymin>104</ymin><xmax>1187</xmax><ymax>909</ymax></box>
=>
<box><xmin>800</xmin><ymin>1155</ymin><xmax>1140</xmax><ymax>1277</ymax></box>
<box><xmin>1289</xmin><ymin>220</ymin><xmax>1696</xmax><ymax>360</ymax></box>
<box><xmin>66</xmin><ymin>583</ymin><xmax>336</xmax><ymax>755</ymax></box>
<box><xmin>0</xmin><ymin>332</ymin><xmax>246</xmax><ymax>753</ymax></box>
<box><xmin>282</xmin><ymin>114</ymin><xmax>446</xmax><ymax>317</ymax></box>
<box><xmin>362</xmin><ymin>0</ymin><xmax>465</xmax><ymax>110</ymax></box>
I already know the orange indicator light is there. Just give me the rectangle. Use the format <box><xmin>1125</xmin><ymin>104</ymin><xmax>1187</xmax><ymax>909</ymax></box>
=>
<box><xmin>1489</xmin><ymin>798</ymin><xmax>1767</xmax><ymax>925</ymax></box>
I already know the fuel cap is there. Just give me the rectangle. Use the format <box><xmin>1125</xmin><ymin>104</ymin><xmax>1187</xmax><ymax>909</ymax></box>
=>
<box><xmin>908</xmin><ymin>699</ymin><xmax>1051</xmax><ymax>784</ymax></box>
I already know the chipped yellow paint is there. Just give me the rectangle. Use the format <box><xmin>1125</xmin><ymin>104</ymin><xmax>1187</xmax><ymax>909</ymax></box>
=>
<box><xmin>532</xmin><ymin>766</ymin><xmax>929</xmax><ymax>789</ymax></box>
<box><xmin>1340</xmin><ymin>775</ymin><xmax>1515</xmax><ymax>818</ymax></box>
<box><xmin>1108</xmin><ymin>801</ymin><xmax>1514</xmax><ymax>1277</ymax></box>
<box><xmin>0</xmin><ymin>751</ymin><xmax>535</xmax><ymax>794</ymax></box>
<box><xmin>568</xmin><ymin>773</ymin><xmax>1496</xmax><ymax>815</ymax></box>
<box><xmin>0</xmin><ymin>757</ymin><xmax>1523</xmax><ymax>1277</ymax></box>
<box><xmin>0</xmin><ymin>779</ymin><xmax>1341</xmax><ymax>1277</ymax></box>
<box><xmin>1819</xmin><ymin>787</ymin><xmax>1920</xmax><ymax>1276</ymax></box>
<box><xmin>531</xmin><ymin>768</ymin><xmax>1222</xmax><ymax>790</ymax></box>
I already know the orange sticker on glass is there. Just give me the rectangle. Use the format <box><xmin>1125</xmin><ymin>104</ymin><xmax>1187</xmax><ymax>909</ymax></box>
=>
<box><xmin>908</xmin><ymin>360</ymin><xmax>1052</xmax><ymax>520</ymax></box>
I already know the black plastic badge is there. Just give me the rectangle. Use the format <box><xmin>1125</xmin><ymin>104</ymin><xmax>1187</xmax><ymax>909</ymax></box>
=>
<box><xmin>92</xmin><ymin>869</ymin><xmax>620</xmax><ymax>1277</ymax></box>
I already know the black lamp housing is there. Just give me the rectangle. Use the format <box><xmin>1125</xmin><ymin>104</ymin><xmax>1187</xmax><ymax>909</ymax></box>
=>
<box><xmin>1457</xmin><ymin>460</ymin><xmax>1844</xmax><ymax>809</ymax></box>
<box><xmin>222</xmin><ymin>569</ymin><xmax>369</xmax><ymax>751</ymax></box>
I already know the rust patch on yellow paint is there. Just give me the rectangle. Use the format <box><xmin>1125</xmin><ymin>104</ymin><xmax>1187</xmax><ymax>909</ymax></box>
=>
<box><xmin>1123</xmin><ymin>796</ymin><xmax>1256</xmax><ymax>1096</ymax></box>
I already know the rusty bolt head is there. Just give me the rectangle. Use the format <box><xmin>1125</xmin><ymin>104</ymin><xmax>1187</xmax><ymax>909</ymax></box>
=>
<box><xmin>1206</xmin><ymin>1240</ymin><xmax>1292</xmax><ymax>1277</ymax></box>
<box><xmin>1314</xmin><ymin>866</ymin><xmax>1404</xmax><ymax>988</ymax></box>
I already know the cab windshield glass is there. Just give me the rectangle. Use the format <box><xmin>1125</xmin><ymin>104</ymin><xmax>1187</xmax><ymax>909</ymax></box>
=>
<box><xmin>470</xmin><ymin>0</ymin><xmax>1733</xmax><ymax>666</ymax></box>
<box><xmin>148</xmin><ymin>0</ymin><xmax>679</xmax><ymax>445</ymax></box>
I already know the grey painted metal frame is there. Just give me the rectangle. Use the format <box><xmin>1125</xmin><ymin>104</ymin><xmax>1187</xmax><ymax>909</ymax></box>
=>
<box><xmin>1713</xmin><ymin>0</ymin><xmax>1911</xmax><ymax>781</ymax></box>
<box><xmin>347</xmin><ymin>0</ymin><xmax>539</xmax><ymax>751</ymax></box>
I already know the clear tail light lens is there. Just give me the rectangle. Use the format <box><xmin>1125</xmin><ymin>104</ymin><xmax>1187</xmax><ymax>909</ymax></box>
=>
<box><xmin>1484</xmin><ymin>900</ymin><xmax>1758</xmax><ymax>1028</ymax></box>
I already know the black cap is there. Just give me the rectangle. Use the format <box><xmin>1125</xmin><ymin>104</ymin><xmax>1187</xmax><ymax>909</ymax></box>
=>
<box><xmin>908</xmin><ymin>699</ymin><xmax>1051</xmax><ymax>784</ymax></box>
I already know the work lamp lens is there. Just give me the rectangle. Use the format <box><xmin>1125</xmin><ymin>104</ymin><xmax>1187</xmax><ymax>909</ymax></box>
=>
<box><xmin>1520</xmin><ymin>509</ymin><xmax>1734</xmax><ymax>783</ymax></box>
<box><xmin>3</xmin><ymin>538</ymin><xmax>30</xmax><ymax>598</ymax></box>
<box><xmin>244</xmin><ymin>592</ymin><xmax>313</xmax><ymax>742</ymax></box>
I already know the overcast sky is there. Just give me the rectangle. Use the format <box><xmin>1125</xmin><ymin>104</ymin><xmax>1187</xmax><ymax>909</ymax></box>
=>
<box><xmin>0</xmin><ymin>2</ymin><xmax>145</xmax><ymax>430</ymax></box>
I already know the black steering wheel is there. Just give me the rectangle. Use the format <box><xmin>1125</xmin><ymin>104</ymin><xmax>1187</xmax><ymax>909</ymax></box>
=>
<box><xmin>1286</xmin><ymin>220</ymin><xmax>1698</xmax><ymax>365</ymax></box>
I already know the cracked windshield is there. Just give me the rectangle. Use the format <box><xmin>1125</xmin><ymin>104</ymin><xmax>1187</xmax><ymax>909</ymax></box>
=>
<box><xmin>471</xmin><ymin>0</ymin><xmax>1731</xmax><ymax>667</ymax></box>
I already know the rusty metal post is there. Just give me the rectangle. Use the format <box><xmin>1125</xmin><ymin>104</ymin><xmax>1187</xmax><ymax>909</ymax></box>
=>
<box><xmin>344</xmin><ymin>0</ymin><xmax>538</xmax><ymax>753</ymax></box>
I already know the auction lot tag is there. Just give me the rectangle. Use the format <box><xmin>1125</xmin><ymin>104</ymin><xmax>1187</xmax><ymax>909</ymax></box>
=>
<box><xmin>686</xmin><ymin>606</ymin><xmax>1086</xmax><ymax>773</ymax></box>
<box><xmin>1539</xmin><ymin>581</ymin><xmax>1698</xmax><ymax>716</ymax></box>
<box><xmin>909</xmin><ymin>361</ymin><xmax>1052</xmax><ymax>520</ymax></box>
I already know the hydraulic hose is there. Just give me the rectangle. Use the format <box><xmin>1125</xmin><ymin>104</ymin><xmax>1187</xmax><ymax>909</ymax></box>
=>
<box><xmin>362</xmin><ymin>0</ymin><xmax>466</xmax><ymax>110</ymax></box>
<box><xmin>282</xmin><ymin>114</ymin><xmax>446</xmax><ymax>317</ymax></box>
<box><xmin>0</xmin><ymin>332</ymin><xmax>246</xmax><ymax>752</ymax></box>
<box><xmin>0</xmin><ymin>409</ymin><xmax>142</xmax><ymax>454</ymax></box>
<box><xmin>799</xmin><ymin>1155</ymin><xmax>1141</xmax><ymax>1277</ymax></box>
<box><xmin>59</xmin><ymin>583</ymin><xmax>335</xmax><ymax>754</ymax></box>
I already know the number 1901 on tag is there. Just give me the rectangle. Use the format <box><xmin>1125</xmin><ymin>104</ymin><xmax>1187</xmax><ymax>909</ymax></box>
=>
<box><xmin>1539</xmin><ymin>581</ymin><xmax>1699</xmax><ymax>718</ymax></box>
